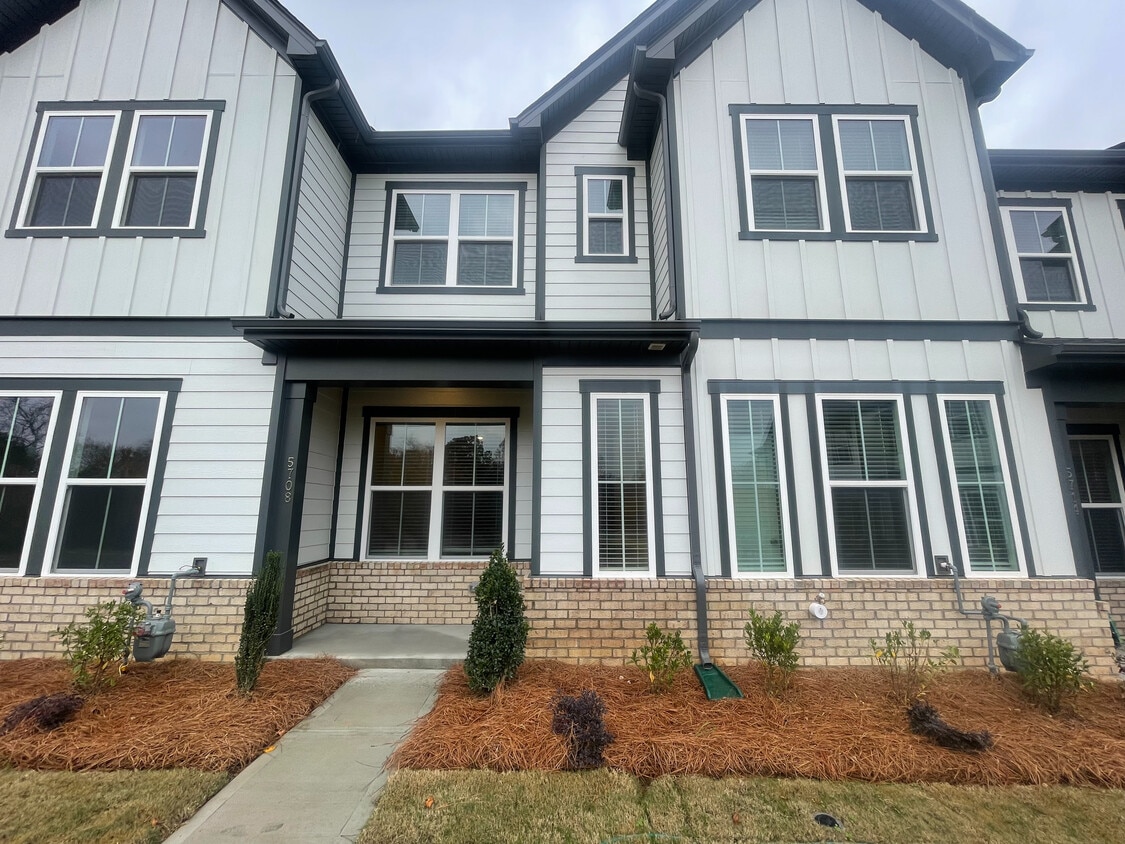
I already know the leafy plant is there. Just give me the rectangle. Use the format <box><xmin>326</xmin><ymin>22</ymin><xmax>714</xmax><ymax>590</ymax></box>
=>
<box><xmin>0</xmin><ymin>693</ymin><xmax>85</xmax><ymax>735</ymax></box>
<box><xmin>1015</xmin><ymin>625</ymin><xmax>1092</xmax><ymax>714</ymax></box>
<box><xmin>870</xmin><ymin>620</ymin><xmax>959</xmax><ymax>704</ymax></box>
<box><xmin>744</xmin><ymin>609</ymin><xmax>801</xmax><ymax>696</ymax></box>
<box><xmin>55</xmin><ymin>599</ymin><xmax>143</xmax><ymax>693</ymax></box>
<box><xmin>551</xmin><ymin>690</ymin><xmax>615</xmax><ymax>769</ymax></box>
<box><xmin>630</xmin><ymin>622</ymin><xmax>693</xmax><ymax>694</ymax></box>
<box><xmin>464</xmin><ymin>547</ymin><xmax>530</xmax><ymax>695</ymax></box>
<box><xmin>235</xmin><ymin>550</ymin><xmax>283</xmax><ymax>695</ymax></box>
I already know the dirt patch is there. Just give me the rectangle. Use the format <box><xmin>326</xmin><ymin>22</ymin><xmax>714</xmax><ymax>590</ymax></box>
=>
<box><xmin>0</xmin><ymin>658</ymin><xmax>355</xmax><ymax>772</ymax></box>
<box><xmin>393</xmin><ymin>661</ymin><xmax>1125</xmax><ymax>787</ymax></box>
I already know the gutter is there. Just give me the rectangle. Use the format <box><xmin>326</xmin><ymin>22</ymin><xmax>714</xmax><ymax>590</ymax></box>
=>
<box><xmin>632</xmin><ymin>82</ymin><xmax>678</xmax><ymax>320</ymax></box>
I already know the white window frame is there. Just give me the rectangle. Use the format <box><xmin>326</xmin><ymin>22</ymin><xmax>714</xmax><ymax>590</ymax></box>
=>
<box><xmin>361</xmin><ymin>417</ymin><xmax>510</xmax><ymax>561</ymax></box>
<box><xmin>937</xmin><ymin>395</ymin><xmax>1026</xmax><ymax>578</ymax></box>
<box><xmin>43</xmin><ymin>391</ymin><xmax>168</xmax><ymax>577</ymax></box>
<box><xmin>816</xmin><ymin>394</ymin><xmax>925</xmax><ymax>577</ymax></box>
<box><xmin>386</xmin><ymin>189</ymin><xmax>519</xmax><ymax>288</ymax></box>
<box><xmin>999</xmin><ymin>205</ymin><xmax>1086</xmax><ymax>305</ymax></box>
<box><xmin>1069</xmin><ymin>433</ymin><xmax>1125</xmax><ymax>578</ymax></box>
<box><xmin>720</xmin><ymin>395</ymin><xmax>794</xmax><ymax>578</ymax></box>
<box><xmin>740</xmin><ymin>114</ymin><xmax>830</xmax><ymax>233</ymax></box>
<box><xmin>832</xmin><ymin>115</ymin><xmax>926</xmax><ymax>234</ymax></box>
<box><xmin>581</xmin><ymin>173</ymin><xmax>630</xmax><ymax>256</ymax></box>
<box><xmin>17</xmin><ymin>111</ymin><xmax>121</xmax><ymax>230</ymax></box>
<box><xmin>0</xmin><ymin>391</ymin><xmax>62</xmax><ymax>577</ymax></box>
<box><xmin>591</xmin><ymin>393</ymin><xmax>656</xmax><ymax>578</ymax></box>
<box><xmin>113</xmin><ymin>110</ymin><xmax>214</xmax><ymax>230</ymax></box>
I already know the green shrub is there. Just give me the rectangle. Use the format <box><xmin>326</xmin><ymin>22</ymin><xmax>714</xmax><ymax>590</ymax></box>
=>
<box><xmin>235</xmin><ymin>550</ymin><xmax>283</xmax><ymax>695</ymax></box>
<box><xmin>870</xmin><ymin>620</ymin><xmax>959</xmax><ymax>704</ymax></box>
<box><xmin>55</xmin><ymin>599</ymin><xmax>143</xmax><ymax>693</ymax></box>
<box><xmin>630</xmin><ymin>622</ymin><xmax>693</xmax><ymax>694</ymax></box>
<box><xmin>744</xmin><ymin>609</ymin><xmax>801</xmax><ymax>696</ymax></box>
<box><xmin>464</xmin><ymin>547</ymin><xmax>530</xmax><ymax>694</ymax></box>
<box><xmin>1015</xmin><ymin>625</ymin><xmax>1092</xmax><ymax>714</ymax></box>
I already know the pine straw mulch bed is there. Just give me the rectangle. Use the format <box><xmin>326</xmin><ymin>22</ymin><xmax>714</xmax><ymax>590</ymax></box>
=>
<box><xmin>0</xmin><ymin>657</ymin><xmax>355</xmax><ymax>773</ymax></box>
<box><xmin>393</xmin><ymin>660</ymin><xmax>1125</xmax><ymax>788</ymax></box>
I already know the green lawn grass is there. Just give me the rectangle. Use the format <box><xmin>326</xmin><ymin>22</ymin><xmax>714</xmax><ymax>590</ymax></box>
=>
<box><xmin>0</xmin><ymin>768</ymin><xmax>228</xmax><ymax>844</ymax></box>
<box><xmin>362</xmin><ymin>769</ymin><xmax>1125</xmax><ymax>844</ymax></box>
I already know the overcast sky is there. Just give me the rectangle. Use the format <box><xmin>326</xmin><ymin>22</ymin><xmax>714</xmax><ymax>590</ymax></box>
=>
<box><xmin>279</xmin><ymin>0</ymin><xmax>1125</xmax><ymax>150</ymax></box>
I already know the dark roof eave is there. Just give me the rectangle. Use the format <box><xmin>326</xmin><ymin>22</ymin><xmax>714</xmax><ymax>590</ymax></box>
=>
<box><xmin>1022</xmin><ymin>339</ymin><xmax>1125</xmax><ymax>373</ymax></box>
<box><xmin>990</xmin><ymin>148</ymin><xmax>1125</xmax><ymax>192</ymax></box>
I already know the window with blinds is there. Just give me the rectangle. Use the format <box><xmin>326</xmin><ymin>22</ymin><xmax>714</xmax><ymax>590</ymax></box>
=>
<box><xmin>834</xmin><ymin>117</ymin><xmax>921</xmax><ymax>232</ymax></box>
<box><xmin>722</xmin><ymin>397</ymin><xmax>790</xmax><ymax>575</ymax></box>
<box><xmin>940</xmin><ymin>398</ymin><xmax>1021</xmax><ymax>573</ymax></box>
<box><xmin>1069</xmin><ymin>435</ymin><xmax>1125</xmax><ymax>574</ymax></box>
<box><xmin>593</xmin><ymin>396</ymin><xmax>653</xmax><ymax>574</ymax></box>
<box><xmin>1002</xmin><ymin>206</ymin><xmax>1084</xmax><ymax>304</ymax></box>
<box><xmin>0</xmin><ymin>394</ymin><xmax>59</xmax><ymax>572</ymax></box>
<box><xmin>366</xmin><ymin>419</ymin><xmax>507</xmax><ymax>560</ymax></box>
<box><xmin>741</xmin><ymin>116</ymin><xmax>826</xmax><ymax>231</ymax></box>
<box><xmin>820</xmin><ymin>397</ymin><xmax>917</xmax><ymax>573</ymax></box>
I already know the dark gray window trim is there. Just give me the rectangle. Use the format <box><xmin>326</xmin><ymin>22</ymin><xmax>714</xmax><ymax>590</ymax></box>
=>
<box><xmin>580</xmin><ymin>380</ymin><xmax>665</xmax><ymax>577</ymax></box>
<box><xmin>2</xmin><ymin>377</ymin><xmax>182</xmax><ymax>577</ymax></box>
<box><xmin>0</xmin><ymin>318</ymin><xmax>240</xmax><ymax>336</ymax></box>
<box><xmin>699</xmin><ymin>318</ymin><xmax>1019</xmax><ymax>342</ymax></box>
<box><xmin>729</xmin><ymin>104</ymin><xmax>937</xmax><ymax>243</ymax></box>
<box><xmin>998</xmin><ymin>197</ymin><xmax>1095</xmax><ymax>311</ymax></box>
<box><xmin>1118</xmin><ymin>200</ymin><xmax>1125</xmax><ymax>236</ymax></box>
<box><xmin>328</xmin><ymin>386</ymin><xmax>350</xmax><ymax>557</ymax></box>
<box><xmin>377</xmin><ymin>180</ymin><xmax>528</xmax><ymax>294</ymax></box>
<box><xmin>1065</xmin><ymin>422</ymin><xmax>1125</xmax><ymax>578</ymax></box>
<box><xmin>530</xmin><ymin>361</ymin><xmax>544</xmax><ymax>573</ymax></box>
<box><xmin>7</xmin><ymin>100</ymin><xmax>225</xmax><ymax>240</ymax></box>
<box><xmin>354</xmin><ymin>405</ymin><xmax>521</xmax><ymax>561</ymax></box>
<box><xmin>574</xmin><ymin>166</ymin><xmax>639</xmax><ymax>263</ymax></box>
<box><xmin>707</xmin><ymin>379</ymin><xmax>1005</xmax><ymax>396</ymax></box>
<box><xmin>1040</xmin><ymin>384</ymin><xmax>1097</xmax><ymax>579</ymax></box>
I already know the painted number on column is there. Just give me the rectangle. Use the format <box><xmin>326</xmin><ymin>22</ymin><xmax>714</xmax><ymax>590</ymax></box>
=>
<box><xmin>284</xmin><ymin>456</ymin><xmax>296</xmax><ymax>503</ymax></box>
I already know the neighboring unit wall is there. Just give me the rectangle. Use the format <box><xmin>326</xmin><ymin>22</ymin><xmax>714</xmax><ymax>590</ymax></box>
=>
<box><xmin>286</xmin><ymin>116</ymin><xmax>352</xmax><ymax>319</ymax></box>
<box><xmin>298</xmin><ymin>387</ymin><xmax>343</xmax><ymax>565</ymax></box>
<box><xmin>0</xmin><ymin>0</ymin><xmax>298</xmax><ymax>317</ymax></box>
<box><xmin>650</xmin><ymin>122</ymin><xmax>673</xmax><ymax>318</ymax></box>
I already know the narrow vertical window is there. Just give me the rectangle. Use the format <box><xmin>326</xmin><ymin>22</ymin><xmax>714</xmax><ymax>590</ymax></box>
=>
<box><xmin>1069</xmin><ymin>435</ymin><xmax>1125</xmax><ymax>574</ymax></box>
<box><xmin>741</xmin><ymin>116</ymin><xmax>826</xmax><ymax>231</ymax></box>
<box><xmin>940</xmin><ymin>398</ymin><xmax>1021</xmax><ymax>574</ymax></box>
<box><xmin>722</xmin><ymin>396</ymin><xmax>790</xmax><ymax>575</ymax></box>
<box><xmin>834</xmin><ymin>117</ymin><xmax>922</xmax><ymax>232</ymax></box>
<box><xmin>584</xmin><ymin>176</ymin><xmax>627</xmax><ymax>255</ymax></box>
<box><xmin>594</xmin><ymin>396</ymin><xmax>653</xmax><ymax>574</ymax></box>
<box><xmin>0</xmin><ymin>394</ymin><xmax>58</xmax><ymax>572</ymax></box>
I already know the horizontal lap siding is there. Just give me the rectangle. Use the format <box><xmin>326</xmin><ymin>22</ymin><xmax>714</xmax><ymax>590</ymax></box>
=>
<box><xmin>650</xmin><ymin>123</ymin><xmax>672</xmax><ymax>318</ymax></box>
<box><xmin>0</xmin><ymin>0</ymin><xmax>296</xmax><ymax>317</ymax></box>
<box><xmin>298</xmin><ymin>387</ymin><xmax>343</xmax><ymax>565</ymax></box>
<box><xmin>0</xmin><ymin>336</ymin><xmax>274</xmax><ymax>576</ymax></box>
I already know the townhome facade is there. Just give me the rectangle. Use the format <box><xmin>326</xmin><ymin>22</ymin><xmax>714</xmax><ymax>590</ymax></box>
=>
<box><xmin>0</xmin><ymin>0</ymin><xmax>1117</xmax><ymax>673</ymax></box>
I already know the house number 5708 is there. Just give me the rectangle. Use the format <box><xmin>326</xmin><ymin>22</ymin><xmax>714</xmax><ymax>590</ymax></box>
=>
<box><xmin>284</xmin><ymin>456</ymin><xmax>296</xmax><ymax>503</ymax></box>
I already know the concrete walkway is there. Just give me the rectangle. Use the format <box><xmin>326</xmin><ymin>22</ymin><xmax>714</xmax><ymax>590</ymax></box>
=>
<box><xmin>278</xmin><ymin>623</ymin><xmax>472</xmax><ymax>669</ymax></box>
<box><xmin>166</xmin><ymin>668</ymin><xmax>444</xmax><ymax>843</ymax></box>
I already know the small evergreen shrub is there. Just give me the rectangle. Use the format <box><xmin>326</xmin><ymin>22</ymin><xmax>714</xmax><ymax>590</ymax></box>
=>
<box><xmin>1015</xmin><ymin>625</ymin><xmax>1092</xmax><ymax>714</ymax></box>
<box><xmin>464</xmin><ymin>547</ymin><xmax>530</xmax><ymax>694</ymax></box>
<box><xmin>55</xmin><ymin>599</ymin><xmax>144</xmax><ymax>693</ymax></box>
<box><xmin>235</xmin><ymin>550</ymin><xmax>283</xmax><ymax>695</ymax></box>
<box><xmin>870</xmin><ymin>619</ymin><xmax>959</xmax><ymax>704</ymax></box>
<box><xmin>744</xmin><ymin>609</ymin><xmax>801</xmax><ymax>696</ymax></box>
<box><xmin>551</xmin><ymin>690</ymin><xmax>615</xmax><ymax>769</ymax></box>
<box><xmin>631</xmin><ymin>622</ymin><xmax>693</xmax><ymax>694</ymax></box>
<box><xmin>0</xmin><ymin>693</ymin><xmax>85</xmax><ymax>735</ymax></box>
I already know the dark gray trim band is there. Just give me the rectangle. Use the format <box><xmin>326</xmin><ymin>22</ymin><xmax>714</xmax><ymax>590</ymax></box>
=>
<box><xmin>707</xmin><ymin>379</ymin><xmax>1006</xmax><ymax>396</ymax></box>
<box><xmin>0</xmin><ymin>318</ymin><xmax>241</xmax><ymax>336</ymax></box>
<box><xmin>579</xmin><ymin>379</ymin><xmax>661</xmax><ymax>394</ymax></box>
<box><xmin>699</xmin><ymin>319</ymin><xmax>1020</xmax><ymax>342</ymax></box>
<box><xmin>574</xmin><ymin>166</ymin><xmax>638</xmax><ymax>263</ymax></box>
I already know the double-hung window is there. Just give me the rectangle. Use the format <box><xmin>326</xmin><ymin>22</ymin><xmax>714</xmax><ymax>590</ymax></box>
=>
<box><xmin>818</xmin><ymin>397</ymin><xmax>920</xmax><ymax>574</ymax></box>
<box><xmin>575</xmin><ymin>167</ymin><xmax>636</xmax><ymax>261</ymax></box>
<box><xmin>721</xmin><ymin>396</ymin><xmax>792</xmax><ymax>575</ymax></box>
<box><xmin>1069</xmin><ymin>434</ymin><xmax>1125</xmax><ymax>574</ymax></box>
<box><xmin>1000</xmin><ymin>204</ymin><xmax>1086</xmax><ymax>305</ymax></box>
<box><xmin>365</xmin><ymin>419</ymin><xmax>508</xmax><ymax>559</ymax></box>
<box><xmin>833</xmin><ymin>117</ymin><xmax>924</xmax><ymax>232</ymax></box>
<box><xmin>938</xmin><ymin>397</ymin><xmax>1022</xmax><ymax>574</ymax></box>
<box><xmin>386</xmin><ymin>187</ymin><xmax>520</xmax><ymax>288</ymax></box>
<box><xmin>593</xmin><ymin>395</ymin><xmax>654</xmax><ymax>575</ymax></box>
<box><xmin>740</xmin><ymin>116</ymin><xmax>826</xmax><ymax>231</ymax></box>
<box><xmin>0</xmin><ymin>394</ymin><xmax>60</xmax><ymax>573</ymax></box>
<box><xmin>20</xmin><ymin>113</ymin><xmax>118</xmax><ymax>228</ymax></box>
<box><xmin>117</xmin><ymin>112</ymin><xmax>211</xmax><ymax>228</ymax></box>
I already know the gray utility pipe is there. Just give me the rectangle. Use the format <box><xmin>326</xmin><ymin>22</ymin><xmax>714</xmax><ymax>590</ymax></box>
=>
<box><xmin>938</xmin><ymin>558</ymin><xmax>1026</xmax><ymax>674</ymax></box>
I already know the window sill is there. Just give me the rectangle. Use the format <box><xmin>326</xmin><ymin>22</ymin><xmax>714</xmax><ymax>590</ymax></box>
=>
<box><xmin>1018</xmin><ymin>302</ymin><xmax>1096</xmax><ymax>312</ymax></box>
<box><xmin>575</xmin><ymin>254</ymin><xmax>639</xmax><ymax>264</ymax></box>
<box><xmin>376</xmin><ymin>285</ymin><xmax>526</xmax><ymax>295</ymax></box>
<box><xmin>6</xmin><ymin>227</ymin><xmax>205</xmax><ymax>239</ymax></box>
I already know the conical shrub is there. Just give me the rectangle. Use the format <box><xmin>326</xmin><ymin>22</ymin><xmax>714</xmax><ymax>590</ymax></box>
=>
<box><xmin>235</xmin><ymin>550</ymin><xmax>283</xmax><ymax>695</ymax></box>
<box><xmin>464</xmin><ymin>547</ymin><xmax>529</xmax><ymax>694</ymax></box>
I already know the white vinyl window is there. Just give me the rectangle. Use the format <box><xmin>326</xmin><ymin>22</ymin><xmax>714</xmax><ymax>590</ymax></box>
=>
<box><xmin>740</xmin><ymin>115</ymin><xmax>828</xmax><ymax>231</ymax></box>
<box><xmin>1001</xmin><ymin>206</ymin><xmax>1085</xmax><ymax>304</ymax></box>
<box><xmin>46</xmin><ymin>393</ymin><xmax>166</xmax><ymax>574</ymax></box>
<box><xmin>363</xmin><ymin>419</ymin><xmax>508</xmax><ymax>559</ymax></box>
<box><xmin>721</xmin><ymin>396</ymin><xmax>792</xmax><ymax>576</ymax></box>
<box><xmin>388</xmin><ymin>190</ymin><xmax>518</xmax><ymax>287</ymax></box>
<box><xmin>582</xmin><ymin>175</ymin><xmax>629</xmax><ymax>255</ymax></box>
<box><xmin>1069</xmin><ymin>435</ymin><xmax>1125</xmax><ymax>575</ymax></box>
<box><xmin>833</xmin><ymin>116</ymin><xmax>924</xmax><ymax>233</ymax></box>
<box><xmin>0</xmin><ymin>393</ymin><xmax>60</xmax><ymax>574</ymax></box>
<box><xmin>592</xmin><ymin>395</ymin><xmax>655</xmax><ymax>576</ymax></box>
<box><xmin>818</xmin><ymin>396</ymin><xmax>922</xmax><ymax>575</ymax></box>
<box><xmin>116</xmin><ymin>112</ymin><xmax>212</xmax><ymax>229</ymax></box>
<box><xmin>939</xmin><ymin>397</ymin><xmax>1023</xmax><ymax>575</ymax></box>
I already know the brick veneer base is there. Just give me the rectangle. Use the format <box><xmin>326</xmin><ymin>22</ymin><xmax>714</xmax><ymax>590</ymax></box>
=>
<box><xmin>1095</xmin><ymin>577</ymin><xmax>1125</xmax><ymax>633</ymax></box>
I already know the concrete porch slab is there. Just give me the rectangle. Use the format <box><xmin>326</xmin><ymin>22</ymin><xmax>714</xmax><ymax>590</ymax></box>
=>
<box><xmin>276</xmin><ymin>623</ymin><xmax>472</xmax><ymax>669</ymax></box>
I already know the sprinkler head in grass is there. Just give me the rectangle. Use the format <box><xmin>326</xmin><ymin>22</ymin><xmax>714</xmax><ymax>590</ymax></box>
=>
<box><xmin>814</xmin><ymin>813</ymin><xmax>842</xmax><ymax>828</ymax></box>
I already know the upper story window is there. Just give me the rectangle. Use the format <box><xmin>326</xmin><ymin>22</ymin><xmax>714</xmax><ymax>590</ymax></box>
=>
<box><xmin>999</xmin><ymin>201</ymin><xmax>1089</xmax><ymax>307</ymax></box>
<box><xmin>8</xmin><ymin>101</ymin><xmax>223</xmax><ymax>239</ymax></box>
<box><xmin>381</xmin><ymin>182</ymin><xmax>526</xmax><ymax>293</ymax></box>
<box><xmin>731</xmin><ymin>105</ymin><xmax>935</xmax><ymax>242</ymax></box>
<box><xmin>576</xmin><ymin>167</ymin><xmax>637</xmax><ymax>262</ymax></box>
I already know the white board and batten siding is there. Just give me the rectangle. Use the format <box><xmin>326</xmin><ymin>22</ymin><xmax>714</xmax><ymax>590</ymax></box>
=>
<box><xmin>341</xmin><ymin>174</ymin><xmax>538</xmax><ymax>320</ymax></box>
<box><xmin>544</xmin><ymin>80</ymin><xmax>653</xmax><ymax>321</ymax></box>
<box><xmin>0</xmin><ymin>0</ymin><xmax>298</xmax><ymax>317</ymax></box>
<box><xmin>0</xmin><ymin>336</ymin><xmax>275</xmax><ymax>576</ymax></box>
<box><xmin>692</xmin><ymin>337</ymin><xmax>1077</xmax><ymax>577</ymax></box>
<box><xmin>286</xmin><ymin>116</ymin><xmax>352</xmax><ymax>320</ymax></box>
<box><xmin>674</xmin><ymin>0</ymin><xmax>1007</xmax><ymax>323</ymax></box>
<box><xmin>1000</xmin><ymin>190</ymin><xmax>1125</xmax><ymax>340</ymax></box>
<box><xmin>297</xmin><ymin>387</ymin><xmax>344</xmax><ymax>565</ymax></box>
<box><xmin>538</xmin><ymin>367</ymin><xmax>690</xmax><ymax>576</ymax></box>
